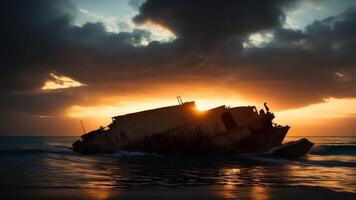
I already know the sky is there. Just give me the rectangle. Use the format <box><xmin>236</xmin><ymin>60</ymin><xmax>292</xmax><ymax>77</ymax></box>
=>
<box><xmin>1</xmin><ymin>0</ymin><xmax>356</xmax><ymax>136</ymax></box>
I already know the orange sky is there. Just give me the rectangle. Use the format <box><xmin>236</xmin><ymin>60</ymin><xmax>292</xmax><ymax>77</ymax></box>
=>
<box><xmin>5</xmin><ymin>73</ymin><xmax>343</xmax><ymax>137</ymax></box>
<box><xmin>2</xmin><ymin>0</ymin><xmax>356</xmax><ymax>137</ymax></box>
<box><xmin>31</xmin><ymin>74</ymin><xmax>355</xmax><ymax>136</ymax></box>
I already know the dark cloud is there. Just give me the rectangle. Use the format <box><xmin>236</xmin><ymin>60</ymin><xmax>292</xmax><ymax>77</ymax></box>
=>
<box><xmin>0</xmin><ymin>0</ymin><xmax>153</xmax><ymax>115</ymax></box>
<box><xmin>0</xmin><ymin>0</ymin><xmax>356</xmax><ymax>135</ymax></box>
<box><xmin>0</xmin><ymin>0</ymin><xmax>151</xmax><ymax>91</ymax></box>
<box><xmin>133</xmin><ymin>0</ymin><xmax>294</xmax><ymax>49</ymax></box>
<box><xmin>235</xmin><ymin>7</ymin><xmax>356</xmax><ymax>107</ymax></box>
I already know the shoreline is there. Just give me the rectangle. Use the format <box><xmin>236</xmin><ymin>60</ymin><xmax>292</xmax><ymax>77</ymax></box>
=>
<box><xmin>1</xmin><ymin>185</ymin><xmax>355</xmax><ymax>200</ymax></box>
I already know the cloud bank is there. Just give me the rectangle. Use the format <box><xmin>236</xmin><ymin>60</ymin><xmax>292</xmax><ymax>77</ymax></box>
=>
<box><xmin>0</xmin><ymin>0</ymin><xmax>355</xmax><ymax>135</ymax></box>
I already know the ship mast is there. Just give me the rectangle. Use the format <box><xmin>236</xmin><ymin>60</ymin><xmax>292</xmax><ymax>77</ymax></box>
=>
<box><xmin>176</xmin><ymin>96</ymin><xmax>183</xmax><ymax>105</ymax></box>
<box><xmin>80</xmin><ymin>120</ymin><xmax>86</xmax><ymax>134</ymax></box>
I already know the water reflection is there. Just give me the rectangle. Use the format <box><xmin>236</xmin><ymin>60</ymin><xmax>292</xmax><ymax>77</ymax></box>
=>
<box><xmin>217</xmin><ymin>184</ymin><xmax>270</xmax><ymax>200</ymax></box>
<box><xmin>249</xmin><ymin>186</ymin><xmax>270</xmax><ymax>200</ymax></box>
<box><xmin>0</xmin><ymin>145</ymin><xmax>343</xmax><ymax>200</ymax></box>
<box><xmin>38</xmin><ymin>153</ymin><xmax>356</xmax><ymax>194</ymax></box>
<box><xmin>1</xmin><ymin>136</ymin><xmax>355</xmax><ymax>199</ymax></box>
<box><xmin>84</xmin><ymin>189</ymin><xmax>113</xmax><ymax>200</ymax></box>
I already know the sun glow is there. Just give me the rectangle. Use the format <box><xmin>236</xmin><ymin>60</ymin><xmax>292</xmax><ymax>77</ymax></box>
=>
<box><xmin>67</xmin><ymin>99</ymin><xmax>178</xmax><ymax>118</ymax></box>
<box><xmin>275</xmin><ymin>98</ymin><xmax>356</xmax><ymax>136</ymax></box>
<box><xmin>195</xmin><ymin>103</ymin><xmax>214</xmax><ymax>111</ymax></box>
<box><xmin>276</xmin><ymin>98</ymin><xmax>356</xmax><ymax>121</ymax></box>
<box><xmin>42</xmin><ymin>73</ymin><xmax>85</xmax><ymax>90</ymax></box>
<box><xmin>65</xmin><ymin>95</ymin><xmax>356</xmax><ymax>136</ymax></box>
<box><xmin>67</xmin><ymin>98</ymin><xmax>250</xmax><ymax>118</ymax></box>
<box><xmin>139</xmin><ymin>20</ymin><xmax>176</xmax><ymax>45</ymax></box>
<box><xmin>195</xmin><ymin>99</ymin><xmax>251</xmax><ymax>111</ymax></box>
<box><xmin>194</xmin><ymin>101</ymin><xmax>224</xmax><ymax>111</ymax></box>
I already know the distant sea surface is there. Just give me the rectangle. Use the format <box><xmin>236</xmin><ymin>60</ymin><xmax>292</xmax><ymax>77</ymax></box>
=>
<box><xmin>0</xmin><ymin>136</ymin><xmax>355</xmax><ymax>199</ymax></box>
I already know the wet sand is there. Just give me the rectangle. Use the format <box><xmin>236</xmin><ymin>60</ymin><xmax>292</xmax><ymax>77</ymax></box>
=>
<box><xmin>1</xmin><ymin>186</ymin><xmax>355</xmax><ymax>200</ymax></box>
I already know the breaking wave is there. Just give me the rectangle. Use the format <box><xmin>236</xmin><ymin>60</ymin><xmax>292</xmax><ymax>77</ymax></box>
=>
<box><xmin>0</xmin><ymin>146</ymin><xmax>74</xmax><ymax>155</ymax></box>
<box><xmin>2</xmin><ymin>145</ymin><xmax>356</xmax><ymax>158</ymax></box>
<box><xmin>98</xmin><ymin>151</ymin><xmax>158</xmax><ymax>159</ymax></box>
<box><xmin>0</xmin><ymin>146</ymin><xmax>158</xmax><ymax>159</ymax></box>
<box><xmin>310</xmin><ymin>145</ymin><xmax>356</xmax><ymax>156</ymax></box>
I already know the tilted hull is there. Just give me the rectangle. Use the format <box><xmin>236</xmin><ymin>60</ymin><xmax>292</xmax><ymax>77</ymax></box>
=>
<box><xmin>73</xmin><ymin>123</ymin><xmax>289</xmax><ymax>155</ymax></box>
<box><xmin>72</xmin><ymin>101</ymin><xmax>311</xmax><ymax>156</ymax></box>
<box><xmin>120</xmin><ymin>126</ymin><xmax>289</xmax><ymax>155</ymax></box>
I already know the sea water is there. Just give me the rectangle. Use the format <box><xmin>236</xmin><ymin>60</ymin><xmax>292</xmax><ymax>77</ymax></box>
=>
<box><xmin>0</xmin><ymin>136</ymin><xmax>355</xmax><ymax>193</ymax></box>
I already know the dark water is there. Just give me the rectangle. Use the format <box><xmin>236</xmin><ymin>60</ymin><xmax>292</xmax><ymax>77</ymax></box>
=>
<box><xmin>0</xmin><ymin>136</ymin><xmax>355</xmax><ymax>194</ymax></box>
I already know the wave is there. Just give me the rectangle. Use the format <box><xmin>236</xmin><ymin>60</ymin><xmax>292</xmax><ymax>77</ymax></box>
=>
<box><xmin>303</xmin><ymin>159</ymin><xmax>356</xmax><ymax>168</ymax></box>
<box><xmin>95</xmin><ymin>151</ymin><xmax>160</xmax><ymax>159</ymax></box>
<box><xmin>0</xmin><ymin>146</ymin><xmax>75</xmax><ymax>155</ymax></box>
<box><xmin>0</xmin><ymin>146</ymin><xmax>159</xmax><ymax>159</ymax></box>
<box><xmin>242</xmin><ymin>154</ymin><xmax>356</xmax><ymax>168</ymax></box>
<box><xmin>310</xmin><ymin>145</ymin><xmax>356</xmax><ymax>156</ymax></box>
<box><xmin>1</xmin><ymin>144</ymin><xmax>355</xmax><ymax>160</ymax></box>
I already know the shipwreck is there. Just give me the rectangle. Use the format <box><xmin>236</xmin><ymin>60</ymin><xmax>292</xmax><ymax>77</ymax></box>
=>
<box><xmin>72</xmin><ymin>100</ymin><xmax>313</xmax><ymax>157</ymax></box>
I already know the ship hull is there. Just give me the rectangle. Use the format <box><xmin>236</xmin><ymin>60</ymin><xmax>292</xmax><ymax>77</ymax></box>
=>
<box><xmin>72</xmin><ymin>102</ymin><xmax>312</xmax><ymax>157</ymax></box>
<box><xmin>73</xmin><ymin>126</ymin><xmax>289</xmax><ymax>155</ymax></box>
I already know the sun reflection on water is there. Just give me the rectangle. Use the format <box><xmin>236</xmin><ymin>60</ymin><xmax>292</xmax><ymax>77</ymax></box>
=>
<box><xmin>84</xmin><ymin>189</ymin><xmax>113</xmax><ymax>200</ymax></box>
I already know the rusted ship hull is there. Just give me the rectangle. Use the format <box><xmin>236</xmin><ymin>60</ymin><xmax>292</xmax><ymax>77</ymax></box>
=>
<box><xmin>72</xmin><ymin>101</ymin><xmax>312</xmax><ymax>156</ymax></box>
<box><xmin>119</xmin><ymin>126</ymin><xmax>289</xmax><ymax>155</ymax></box>
<box><xmin>73</xmin><ymin>126</ymin><xmax>289</xmax><ymax>155</ymax></box>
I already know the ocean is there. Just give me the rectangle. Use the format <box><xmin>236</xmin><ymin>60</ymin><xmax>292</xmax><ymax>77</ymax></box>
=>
<box><xmin>0</xmin><ymin>136</ymin><xmax>355</xmax><ymax>199</ymax></box>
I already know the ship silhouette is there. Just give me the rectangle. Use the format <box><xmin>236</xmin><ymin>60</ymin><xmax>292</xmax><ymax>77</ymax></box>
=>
<box><xmin>73</xmin><ymin>100</ymin><xmax>313</xmax><ymax>157</ymax></box>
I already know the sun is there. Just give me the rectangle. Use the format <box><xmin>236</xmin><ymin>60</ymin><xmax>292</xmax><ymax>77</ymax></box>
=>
<box><xmin>195</xmin><ymin>101</ymin><xmax>219</xmax><ymax>111</ymax></box>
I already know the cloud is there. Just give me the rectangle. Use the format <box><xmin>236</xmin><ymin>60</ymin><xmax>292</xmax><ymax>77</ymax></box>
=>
<box><xmin>78</xmin><ymin>8</ymin><xmax>118</xmax><ymax>32</ymax></box>
<box><xmin>41</xmin><ymin>73</ymin><xmax>85</xmax><ymax>90</ymax></box>
<box><xmin>235</xmin><ymin>7</ymin><xmax>356</xmax><ymax>107</ymax></box>
<box><xmin>0</xmin><ymin>0</ymin><xmax>356</xmax><ymax>135</ymax></box>
<box><xmin>133</xmin><ymin>0</ymin><xmax>295</xmax><ymax>49</ymax></box>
